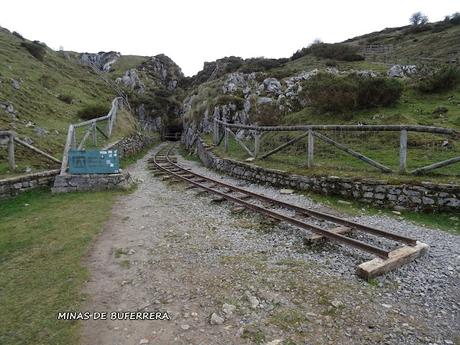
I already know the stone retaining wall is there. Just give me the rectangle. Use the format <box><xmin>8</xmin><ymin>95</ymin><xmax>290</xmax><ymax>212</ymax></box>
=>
<box><xmin>105</xmin><ymin>133</ymin><xmax>156</xmax><ymax>158</ymax></box>
<box><xmin>52</xmin><ymin>173</ymin><xmax>132</xmax><ymax>193</ymax></box>
<box><xmin>0</xmin><ymin>132</ymin><xmax>156</xmax><ymax>198</ymax></box>
<box><xmin>0</xmin><ymin>170</ymin><xmax>59</xmax><ymax>199</ymax></box>
<box><xmin>186</xmin><ymin>134</ymin><xmax>460</xmax><ymax>212</ymax></box>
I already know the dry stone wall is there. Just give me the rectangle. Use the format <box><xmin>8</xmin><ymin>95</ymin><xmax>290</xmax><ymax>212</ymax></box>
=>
<box><xmin>0</xmin><ymin>169</ymin><xmax>59</xmax><ymax>199</ymax></box>
<box><xmin>187</xmin><ymin>135</ymin><xmax>460</xmax><ymax>212</ymax></box>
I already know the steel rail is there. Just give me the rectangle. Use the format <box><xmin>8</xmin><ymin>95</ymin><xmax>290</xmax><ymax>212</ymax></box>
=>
<box><xmin>151</xmin><ymin>146</ymin><xmax>416</xmax><ymax>246</ymax></box>
<box><xmin>151</xmin><ymin>146</ymin><xmax>392</xmax><ymax>259</ymax></box>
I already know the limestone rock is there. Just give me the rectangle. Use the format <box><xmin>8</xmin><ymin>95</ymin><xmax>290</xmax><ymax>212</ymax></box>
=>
<box><xmin>388</xmin><ymin>65</ymin><xmax>417</xmax><ymax>78</ymax></box>
<box><xmin>209</xmin><ymin>312</ymin><xmax>224</xmax><ymax>325</ymax></box>
<box><xmin>79</xmin><ymin>51</ymin><xmax>120</xmax><ymax>72</ymax></box>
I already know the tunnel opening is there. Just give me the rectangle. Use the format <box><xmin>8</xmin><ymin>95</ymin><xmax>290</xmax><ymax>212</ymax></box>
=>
<box><xmin>162</xmin><ymin>123</ymin><xmax>183</xmax><ymax>141</ymax></box>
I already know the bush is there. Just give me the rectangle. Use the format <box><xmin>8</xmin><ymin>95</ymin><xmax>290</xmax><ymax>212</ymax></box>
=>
<box><xmin>355</xmin><ymin>77</ymin><xmax>403</xmax><ymax>107</ymax></box>
<box><xmin>12</xmin><ymin>31</ymin><xmax>24</xmax><ymax>40</ymax></box>
<box><xmin>57</xmin><ymin>94</ymin><xmax>73</xmax><ymax>104</ymax></box>
<box><xmin>77</xmin><ymin>103</ymin><xmax>110</xmax><ymax>120</ymax></box>
<box><xmin>291</xmin><ymin>43</ymin><xmax>364</xmax><ymax>62</ymax></box>
<box><xmin>415</xmin><ymin>66</ymin><xmax>460</xmax><ymax>93</ymax></box>
<box><xmin>20</xmin><ymin>41</ymin><xmax>46</xmax><ymax>61</ymax></box>
<box><xmin>301</xmin><ymin>73</ymin><xmax>402</xmax><ymax>113</ymax></box>
<box><xmin>301</xmin><ymin>73</ymin><xmax>359</xmax><ymax>112</ymax></box>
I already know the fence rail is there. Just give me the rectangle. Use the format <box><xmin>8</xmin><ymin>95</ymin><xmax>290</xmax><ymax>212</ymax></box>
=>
<box><xmin>213</xmin><ymin>119</ymin><xmax>460</xmax><ymax>175</ymax></box>
<box><xmin>1</xmin><ymin>130</ymin><xmax>61</xmax><ymax>171</ymax></box>
<box><xmin>60</xmin><ymin>97</ymin><xmax>122</xmax><ymax>175</ymax></box>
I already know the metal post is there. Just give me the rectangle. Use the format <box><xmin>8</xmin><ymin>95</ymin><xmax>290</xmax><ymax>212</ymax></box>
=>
<box><xmin>307</xmin><ymin>129</ymin><xmax>314</xmax><ymax>168</ymax></box>
<box><xmin>399</xmin><ymin>129</ymin><xmax>407</xmax><ymax>173</ymax></box>
<box><xmin>224</xmin><ymin>128</ymin><xmax>229</xmax><ymax>152</ymax></box>
<box><xmin>8</xmin><ymin>133</ymin><xmax>15</xmax><ymax>170</ymax></box>
<box><xmin>254</xmin><ymin>131</ymin><xmax>260</xmax><ymax>158</ymax></box>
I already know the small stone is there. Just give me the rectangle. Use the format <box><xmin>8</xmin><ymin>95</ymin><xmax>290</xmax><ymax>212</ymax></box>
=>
<box><xmin>266</xmin><ymin>340</ymin><xmax>282</xmax><ymax>345</ymax></box>
<box><xmin>139</xmin><ymin>339</ymin><xmax>149</xmax><ymax>344</ymax></box>
<box><xmin>381</xmin><ymin>304</ymin><xmax>392</xmax><ymax>309</ymax></box>
<box><xmin>331</xmin><ymin>300</ymin><xmax>343</xmax><ymax>308</ymax></box>
<box><xmin>222</xmin><ymin>303</ymin><xmax>236</xmax><ymax>315</ymax></box>
<box><xmin>245</xmin><ymin>157</ymin><xmax>255</xmax><ymax>162</ymax></box>
<box><xmin>11</xmin><ymin>79</ymin><xmax>20</xmax><ymax>90</ymax></box>
<box><xmin>210</xmin><ymin>313</ymin><xmax>224</xmax><ymax>325</ymax></box>
<box><xmin>248</xmin><ymin>295</ymin><xmax>259</xmax><ymax>309</ymax></box>
<box><xmin>181</xmin><ymin>324</ymin><xmax>190</xmax><ymax>330</ymax></box>
<box><xmin>444</xmin><ymin>340</ymin><xmax>454</xmax><ymax>345</ymax></box>
<box><xmin>128</xmin><ymin>249</ymin><xmax>136</xmax><ymax>255</ymax></box>
<box><xmin>337</xmin><ymin>200</ymin><xmax>351</xmax><ymax>205</ymax></box>
<box><xmin>280</xmin><ymin>189</ymin><xmax>294</xmax><ymax>195</ymax></box>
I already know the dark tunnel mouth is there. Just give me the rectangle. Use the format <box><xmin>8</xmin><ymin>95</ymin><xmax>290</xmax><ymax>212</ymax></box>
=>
<box><xmin>162</xmin><ymin>124</ymin><xmax>183</xmax><ymax>141</ymax></box>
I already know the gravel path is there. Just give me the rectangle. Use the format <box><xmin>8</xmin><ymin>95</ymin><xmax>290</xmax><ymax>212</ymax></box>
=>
<box><xmin>81</xmin><ymin>144</ymin><xmax>459</xmax><ymax>345</ymax></box>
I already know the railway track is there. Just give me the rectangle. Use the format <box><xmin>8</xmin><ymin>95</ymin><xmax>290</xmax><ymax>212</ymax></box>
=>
<box><xmin>148</xmin><ymin>143</ymin><xmax>429</xmax><ymax>278</ymax></box>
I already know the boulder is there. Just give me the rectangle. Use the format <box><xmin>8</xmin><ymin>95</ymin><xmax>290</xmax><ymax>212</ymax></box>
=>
<box><xmin>388</xmin><ymin>65</ymin><xmax>417</xmax><ymax>78</ymax></box>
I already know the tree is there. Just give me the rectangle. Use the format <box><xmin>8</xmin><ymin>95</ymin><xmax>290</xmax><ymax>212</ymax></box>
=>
<box><xmin>410</xmin><ymin>12</ymin><xmax>429</xmax><ymax>26</ymax></box>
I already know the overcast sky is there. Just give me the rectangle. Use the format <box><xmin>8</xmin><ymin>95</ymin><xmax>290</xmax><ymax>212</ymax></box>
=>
<box><xmin>1</xmin><ymin>0</ymin><xmax>458</xmax><ymax>76</ymax></box>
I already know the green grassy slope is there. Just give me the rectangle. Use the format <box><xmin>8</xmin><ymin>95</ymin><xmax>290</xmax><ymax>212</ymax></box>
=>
<box><xmin>0</xmin><ymin>28</ymin><xmax>141</xmax><ymax>176</ymax></box>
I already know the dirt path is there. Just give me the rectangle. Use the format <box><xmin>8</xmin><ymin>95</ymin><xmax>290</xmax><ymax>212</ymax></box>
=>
<box><xmin>81</xmin><ymin>145</ymin><xmax>459</xmax><ymax>345</ymax></box>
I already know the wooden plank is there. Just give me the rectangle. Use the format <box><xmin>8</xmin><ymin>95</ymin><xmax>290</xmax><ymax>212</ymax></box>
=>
<box><xmin>313</xmin><ymin>132</ymin><xmax>392</xmax><ymax>173</ymax></box>
<box><xmin>254</xmin><ymin>132</ymin><xmax>261</xmax><ymax>158</ymax></box>
<box><xmin>357</xmin><ymin>241</ymin><xmax>429</xmax><ymax>279</ymax></box>
<box><xmin>304</xmin><ymin>226</ymin><xmax>351</xmax><ymax>243</ymax></box>
<box><xmin>60</xmin><ymin>125</ymin><xmax>74</xmax><ymax>174</ymax></box>
<box><xmin>96</xmin><ymin>125</ymin><xmax>109</xmax><ymax>139</ymax></box>
<box><xmin>77</xmin><ymin>126</ymin><xmax>93</xmax><ymax>150</ymax></box>
<box><xmin>410</xmin><ymin>156</ymin><xmax>460</xmax><ymax>175</ymax></box>
<box><xmin>225</xmin><ymin>128</ymin><xmax>254</xmax><ymax>157</ymax></box>
<box><xmin>14</xmin><ymin>137</ymin><xmax>61</xmax><ymax>164</ymax></box>
<box><xmin>259</xmin><ymin>131</ymin><xmax>309</xmax><ymax>159</ymax></box>
<box><xmin>399</xmin><ymin>129</ymin><xmax>407</xmax><ymax>173</ymax></box>
<box><xmin>307</xmin><ymin>129</ymin><xmax>314</xmax><ymax>168</ymax></box>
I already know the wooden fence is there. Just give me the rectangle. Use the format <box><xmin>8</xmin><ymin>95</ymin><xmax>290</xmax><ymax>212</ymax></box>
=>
<box><xmin>213</xmin><ymin>119</ymin><xmax>460</xmax><ymax>175</ymax></box>
<box><xmin>0</xmin><ymin>130</ymin><xmax>61</xmax><ymax>172</ymax></box>
<box><xmin>60</xmin><ymin>97</ymin><xmax>122</xmax><ymax>174</ymax></box>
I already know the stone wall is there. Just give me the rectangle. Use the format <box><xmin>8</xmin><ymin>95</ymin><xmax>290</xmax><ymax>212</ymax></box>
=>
<box><xmin>0</xmin><ymin>132</ymin><xmax>157</xmax><ymax>198</ymax></box>
<box><xmin>52</xmin><ymin>173</ymin><xmax>132</xmax><ymax>193</ymax></box>
<box><xmin>187</xmin><ymin>135</ymin><xmax>460</xmax><ymax>212</ymax></box>
<box><xmin>105</xmin><ymin>132</ymin><xmax>157</xmax><ymax>158</ymax></box>
<box><xmin>0</xmin><ymin>170</ymin><xmax>59</xmax><ymax>199</ymax></box>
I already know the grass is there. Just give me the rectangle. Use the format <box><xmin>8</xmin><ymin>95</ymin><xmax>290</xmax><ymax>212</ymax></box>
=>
<box><xmin>0</xmin><ymin>189</ymin><xmax>122</xmax><ymax>345</ymax></box>
<box><xmin>304</xmin><ymin>191</ymin><xmax>460</xmax><ymax>235</ymax></box>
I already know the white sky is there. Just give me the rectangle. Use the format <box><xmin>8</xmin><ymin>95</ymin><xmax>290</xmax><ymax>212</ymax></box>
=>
<box><xmin>1</xmin><ymin>0</ymin><xmax>458</xmax><ymax>76</ymax></box>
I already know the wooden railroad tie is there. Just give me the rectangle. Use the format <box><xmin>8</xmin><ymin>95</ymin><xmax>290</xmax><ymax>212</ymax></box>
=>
<box><xmin>357</xmin><ymin>242</ymin><xmax>429</xmax><ymax>279</ymax></box>
<box><xmin>304</xmin><ymin>226</ymin><xmax>352</xmax><ymax>244</ymax></box>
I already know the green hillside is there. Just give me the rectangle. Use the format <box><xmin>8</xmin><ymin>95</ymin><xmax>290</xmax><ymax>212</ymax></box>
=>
<box><xmin>0</xmin><ymin>28</ymin><xmax>139</xmax><ymax>175</ymax></box>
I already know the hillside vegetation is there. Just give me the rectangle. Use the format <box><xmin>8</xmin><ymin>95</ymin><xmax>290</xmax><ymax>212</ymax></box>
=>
<box><xmin>0</xmin><ymin>27</ymin><xmax>141</xmax><ymax>176</ymax></box>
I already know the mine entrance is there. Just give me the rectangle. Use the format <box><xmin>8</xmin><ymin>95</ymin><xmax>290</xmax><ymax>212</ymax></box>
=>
<box><xmin>162</xmin><ymin>124</ymin><xmax>183</xmax><ymax>141</ymax></box>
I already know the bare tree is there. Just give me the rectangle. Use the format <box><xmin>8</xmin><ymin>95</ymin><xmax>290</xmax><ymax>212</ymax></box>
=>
<box><xmin>410</xmin><ymin>12</ymin><xmax>429</xmax><ymax>26</ymax></box>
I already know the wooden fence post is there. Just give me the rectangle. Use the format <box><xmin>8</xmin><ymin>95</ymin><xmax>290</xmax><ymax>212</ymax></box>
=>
<box><xmin>224</xmin><ymin>127</ymin><xmax>229</xmax><ymax>152</ymax></box>
<box><xmin>399</xmin><ymin>129</ymin><xmax>408</xmax><ymax>173</ymax></box>
<box><xmin>254</xmin><ymin>131</ymin><xmax>261</xmax><ymax>157</ymax></box>
<box><xmin>92</xmin><ymin>123</ymin><xmax>97</xmax><ymax>146</ymax></box>
<box><xmin>8</xmin><ymin>133</ymin><xmax>15</xmax><ymax>170</ymax></box>
<box><xmin>307</xmin><ymin>129</ymin><xmax>314</xmax><ymax>168</ymax></box>
<box><xmin>72</xmin><ymin>129</ymin><xmax>76</xmax><ymax>149</ymax></box>
<box><xmin>213</xmin><ymin>118</ymin><xmax>219</xmax><ymax>145</ymax></box>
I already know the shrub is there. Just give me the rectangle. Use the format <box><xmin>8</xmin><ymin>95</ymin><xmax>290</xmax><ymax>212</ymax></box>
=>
<box><xmin>301</xmin><ymin>73</ymin><xmax>402</xmax><ymax>113</ymax></box>
<box><xmin>12</xmin><ymin>31</ymin><xmax>24</xmax><ymax>40</ymax></box>
<box><xmin>77</xmin><ymin>103</ymin><xmax>110</xmax><ymax>120</ymax></box>
<box><xmin>450</xmin><ymin>12</ymin><xmax>460</xmax><ymax>25</ymax></box>
<box><xmin>301</xmin><ymin>73</ymin><xmax>359</xmax><ymax>112</ymax></box>
<box><xmin>57</xmin><ymin>94</ymin><xmax>73</xmax><ymax>104</ymax></box>
<box><xmin>415</xmin><ymin>66</ymin><xmax>460</xmax><ymax>93</ymax></box>
<box><xmin>355</xmin><ymin>77</ymin><xmax>403</xmax><ymax>107</ymax></box>
<box><xmin>291</xmin><ymin>43</ymin><xmax>364</xmax><ymax>62</ymax></box>
<box><xmin>20</xmin><ymin>41</ymin><xmax>46</xmax><ymax>61</ymax></box>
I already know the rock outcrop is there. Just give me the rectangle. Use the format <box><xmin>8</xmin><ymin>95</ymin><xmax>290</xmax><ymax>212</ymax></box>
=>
<box><xmin>79</xmin><ymin>51</ymin><xmax>120</xmax><ymax>72</ymax></box>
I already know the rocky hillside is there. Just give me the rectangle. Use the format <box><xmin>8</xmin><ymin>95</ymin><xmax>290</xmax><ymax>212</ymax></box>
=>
<box><xmin>1</xmin><ymin>16</ymin><xmax>460</xmax><ymax>176</ymax></box>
